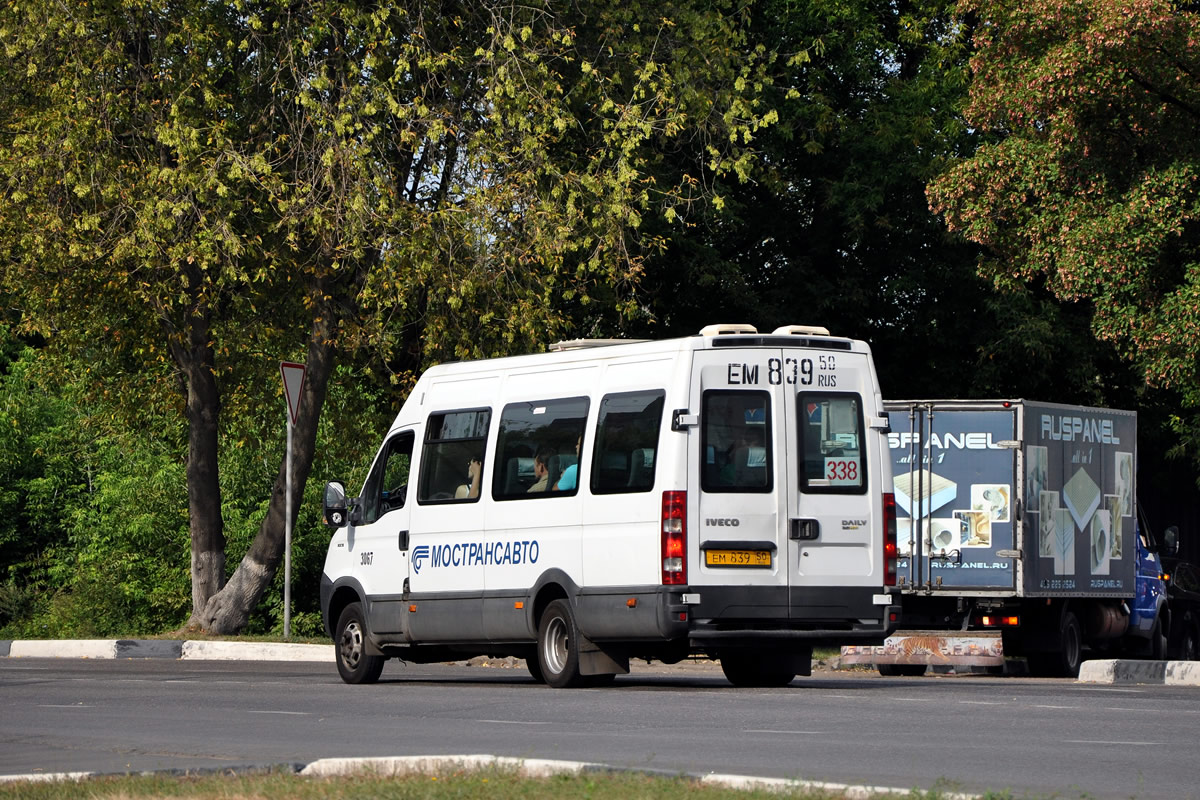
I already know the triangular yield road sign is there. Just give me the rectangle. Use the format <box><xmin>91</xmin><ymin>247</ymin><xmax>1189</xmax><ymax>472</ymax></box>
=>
<box><xmin>280</xmin><ymin>361</ymin><xmax>307</xmax><ymax>426</ymax></box>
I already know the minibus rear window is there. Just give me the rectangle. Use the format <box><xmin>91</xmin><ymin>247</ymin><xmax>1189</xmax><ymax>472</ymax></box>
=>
<box><xmin>591</xmin><ymin>390</ymin><xmax>665</xmax><ymax>495</ymax></box>
<box><xmin>701</xmin><ymin>391</ymin><xmax>772</xmax><ymax>493</ymax></box>
<box><xmin>798</xmin><ymin>393</ymin><xmax>866</xmax><ymax>494</ymax></box>
<box><xmin>417</xmin><ymin>409</ymin><xmax>491</xmax><ymax>503</ymax></box>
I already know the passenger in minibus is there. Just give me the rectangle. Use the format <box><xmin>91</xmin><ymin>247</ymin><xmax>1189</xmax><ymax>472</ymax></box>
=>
<box><xmin>554</xmin><ymin>436</ymin><xmax>582</xmax><ymax>491</ymax></box>
<box><xmin>455</xmin><ymin>458</ymin><xmax>482</xmax><ymax>499</ymax></box>
<box><xmin>528</xmin><ymin>446</ymin><xmax>558</xmax><ymax>493</ymax></box>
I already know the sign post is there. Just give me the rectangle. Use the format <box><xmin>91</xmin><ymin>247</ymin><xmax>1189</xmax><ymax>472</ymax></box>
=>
<box><xmin>279</xmin><ymin>361</ymin><xmax>307</xmax><ymax>640</ymax></box>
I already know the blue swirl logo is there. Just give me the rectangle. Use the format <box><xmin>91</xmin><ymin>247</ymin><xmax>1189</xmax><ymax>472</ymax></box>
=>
<box><xmin>411</xmin><ymin>545</ymin><xmax>430</xmax><ymax>574</ymax></box>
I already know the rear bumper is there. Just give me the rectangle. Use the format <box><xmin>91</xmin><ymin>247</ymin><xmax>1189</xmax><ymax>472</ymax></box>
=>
<box><xmin>577</xmin><ymin>584</ymin><xmax>897</xmax><ymax>648</ymax></box>
<box><xmin>685</xmin><ymin>584</ymin><xmax>898</xmax><ymax>647</ymax></box>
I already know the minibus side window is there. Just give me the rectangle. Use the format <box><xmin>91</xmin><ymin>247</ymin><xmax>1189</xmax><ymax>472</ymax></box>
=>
<box><xmin>418</xmin><ymin>409</ymin><xmax>491</xmax><ymax>504</ymax></box>
<box><xmin>492</xmin><ymin>397</ymin><xmax>589</xmax><ymax>500</ymax></box>
<box><xmin>701</xmin><ymin>391</ymin><xmax>772</xmax><ymax>493</ymax></box>
<box><xmin>591</xmin><ymin>390</ymin><xmax>665</xmax><ymax>495</ymax></box>
<box><xmin>798</xmin><ymin>393</ymin><xmax>866</xmax><ymax>494</ymax></box>
<box><xmin>360</xmin><ymin>431</ymin><xmax>415</xmax><ymax>524</ymax></box>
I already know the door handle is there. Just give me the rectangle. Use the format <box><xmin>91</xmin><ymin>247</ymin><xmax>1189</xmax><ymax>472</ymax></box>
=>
<box><xmin>790</xmin><ymin>519</ymin><xmax>820</xmax><ymax>540</ymax></box>
<box><xmin>398</xmin><ymin>530</ymin><xmax>410</xmax><ymax>551</ymax></box>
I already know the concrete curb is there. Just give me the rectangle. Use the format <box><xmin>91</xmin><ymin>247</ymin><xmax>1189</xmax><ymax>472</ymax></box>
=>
<box><xmin>181</xmin><ymin>640</ymin><xmax>332</xmax><ymax>661</ymax></box>
<box><xmin>0</xmin><ymin>639</ymin><xmax>332</xmax><ymax>662</ymax></box>
<box><xmin>1078</xmin><ymin>658</ymin><xmax>1200</xmax><ymax>685</ymax></box>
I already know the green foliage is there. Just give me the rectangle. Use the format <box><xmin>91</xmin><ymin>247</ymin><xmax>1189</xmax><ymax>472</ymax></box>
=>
<box><xmin>620</xmin><ymin>0</ymin><xmax>987</xmax><ymax>389</ymax></box>
<box><xmin>0</xmin><ymin>339</ymin><xmax>190</xmax><ymax>636</ymax></box>
<box><xmin>0</xmin><ymin>0</ymin><xmax>778</xmax><ymax>632</ymax></box>
<box><xmin>928</xmin><ymin>0</ymin><xmax>1200</xmax><ymax>438</ymax></box>
<box><xmin>612</xmin><ymin>0</ymin><xmax>1137</xmax><ymax>409</ymax></box>
<box><xmin>0</xmin><ymin>337</ymin><xmax>395</xmax><ymax>636</ymax></box>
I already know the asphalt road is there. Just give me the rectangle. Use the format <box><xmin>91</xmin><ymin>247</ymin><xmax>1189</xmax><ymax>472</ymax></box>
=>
<box><xmin>1</xmin><ymin>657</ymin><xmax>1197</xmax><ymax>799</ymax></box>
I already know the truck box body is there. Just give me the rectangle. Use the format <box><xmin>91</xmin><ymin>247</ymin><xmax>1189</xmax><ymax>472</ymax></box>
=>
<box><xmin>842</xmin><ymin>399</ymin><xmax>1162</xmax><ymax>677</ymax></box>
<box><xmin>889</xmin><ymin>400</ymin><xmax>1136</xmax><ymax>598</ymax></box>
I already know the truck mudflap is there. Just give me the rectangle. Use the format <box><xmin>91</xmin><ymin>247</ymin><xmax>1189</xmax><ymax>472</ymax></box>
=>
<box><xmin>840</xmin><ymin>630</ymin><xmax>1004</xmax><ymax>668</ymax></box>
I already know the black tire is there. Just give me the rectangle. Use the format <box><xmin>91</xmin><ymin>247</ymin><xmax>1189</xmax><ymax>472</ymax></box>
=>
<box><xmin>526</xmin><ymin>656</ymin><xmax>546</xmax><ymax>684</ymax></box>
<box><xmin>1180</xmin><ymin>612</ymin><xmax>1200</xmax><ymax>661</ymax></box>
<box><xmin>1028</xmin><ymin>609</ymin><xmax>1083</xmax><ymax>678</ymax></box>
<box><xmin>878</xmin><ymin>664</ymin><xmax>928</xmax><ymax>677</ymax></box>
<box><xmin>1151</xmin><ymin>614</ymin><xmax>1168</xmax><ymax>661</ymax></box>
<box><xmin>537</xmin><ymin>599</ymin><xmax>586</xmax><ymax>688</ymax></box>
<box><xmin>335</xmin><ymin>602</ymin><xmax>385</xmax><ymax>685</ymax></box>
<box><xmin>720</xmin><ymin>652</ymin><xmax>796</xmax><ymax>687</ymax></box>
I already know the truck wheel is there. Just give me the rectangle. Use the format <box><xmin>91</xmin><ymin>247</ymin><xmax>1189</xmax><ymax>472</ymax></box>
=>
<box><xmin>526</xmin><ymin>657</ymin><xmax>546</xmax><ymax>683</ymax></box>
<box><xmin>1180</xmin><ymin>612</ymin><xmax>1199</xmax><ymax>661</ymax></box>
<box><xmin>878</xmin><ymin>664</ymin><xmax>928</xmax><ymax>677</ymax></box>
<box><xmin>537</xmin><ymin>599</ymin><xmax>586</xmax><ymax>688</ymax></box>
<box><xmin>335</xmin><ymin>602</ymin><xmax>385</xmax><ymax>684</ymax></box>
<box><xmin>1151</xmin><ymin>615</ymin><xmax>1168</xmax><ymax>661</ymax></box>
<box><xmin>1029</xmin><ymin>609</ymin><xmax>1082</xmax><ymax>677</ymax></box>
<box><xmin>720</xmin><ymin>652</ymin><xmax>796</xmax><ymax>687</ymax></box>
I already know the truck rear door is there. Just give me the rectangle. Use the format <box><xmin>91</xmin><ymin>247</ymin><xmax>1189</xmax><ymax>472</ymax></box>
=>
<box><xmin>886</xmin><ymin>402</ymin><xmax>1018</xmax><ymax>592</ymax></box>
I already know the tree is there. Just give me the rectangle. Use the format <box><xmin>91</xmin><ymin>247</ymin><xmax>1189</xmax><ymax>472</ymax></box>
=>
<box><xmin>928</xmin><ymin>0</ymin><xmax>1200</xmax><ymax>435</ymax></box>
<box><xmin>0</xmin><ymin>1</ymin><xmax>775</xmax><ymax>632</ymax></box>
<box><xmin>615</xmin><ymin>0</ymin><xmax>1136</xmax><ymax>406</ymax></box>
<box><xmin>621</xmin><ymin>0</ymin><xmax>982</xmax><ymax>391</ymax></box>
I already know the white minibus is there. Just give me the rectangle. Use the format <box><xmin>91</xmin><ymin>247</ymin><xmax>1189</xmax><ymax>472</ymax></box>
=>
<box><xmin>320</xmin><ymin>323</ymin><xmax>899</xmax><ymax>687</ymax></box>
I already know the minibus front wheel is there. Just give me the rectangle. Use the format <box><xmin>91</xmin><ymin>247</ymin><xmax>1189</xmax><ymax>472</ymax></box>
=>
<box><xmin>335</xmin><ymin>602</ymin><xmax>385</xmax><ymax>684</ymax></box>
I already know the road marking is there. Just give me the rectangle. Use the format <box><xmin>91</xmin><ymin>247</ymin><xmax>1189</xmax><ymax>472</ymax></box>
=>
<box><xmin>1032</xmin><ymin>704</ymin><xmax>1076</xmax><ymax>709</ymax></box>
<box><xmin>476</xmin><ymin>720</ymin><xmax>552</xmax><ymax>726</ymax></box>
<box><xmin>36</xmin><ymin>704</ymin><xmax>92</xmax><ymax>709</ymax></box>
<box><xmin>247</xmin><ymin>710</ymin><xmax>309</xmax><ymax>716</ymax></box>
<box><xmin>1065</xmin><ymin>740</ymin><xmax>1161</xmax><ymax>746</ymax></box>
<box><xmin>743</xmin><ymin>729</ymin><xmax>825</xmax><ymax>735</ymax></box>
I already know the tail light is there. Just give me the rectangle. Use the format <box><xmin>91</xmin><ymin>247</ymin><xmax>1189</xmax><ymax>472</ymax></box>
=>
<box><xmin>883</xmin><ymin>492</ymin><xmax>897</xmax><ymax>586</ymax></box>
<box><xmin>662</xmin><ymin>491</ymin><xmax>687</xmax><ymax>585</ymax></box>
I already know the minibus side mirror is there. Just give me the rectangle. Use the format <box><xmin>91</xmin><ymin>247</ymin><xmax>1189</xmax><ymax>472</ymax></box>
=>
<box><xmin>323</xmin><ymin>481</ymin><xmax>350</xmax><ymax>528</ymax></box>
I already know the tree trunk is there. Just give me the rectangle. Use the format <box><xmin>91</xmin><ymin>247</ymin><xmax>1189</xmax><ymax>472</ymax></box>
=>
<box><xmin>171</xmin><ymin>309</ymin><xmax>226</xmax><ymax>629</ymax></box>
<box><xmin>194</xmin><ymin>300</ymin><xmax>339</xmax><ymax>634</ymax></box>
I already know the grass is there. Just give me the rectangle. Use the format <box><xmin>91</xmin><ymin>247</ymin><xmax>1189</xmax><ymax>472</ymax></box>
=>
<box><xmin>0</xmin><ymin>766</ymin><xmax>1007</xmax><ymax>800</ymax></box>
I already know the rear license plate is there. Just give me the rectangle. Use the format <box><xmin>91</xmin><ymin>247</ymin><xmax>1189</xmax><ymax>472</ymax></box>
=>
<box><xmin>705</xmin><ymin>549</ymin><xmax>772</xmax><ymax>567</ymax></box>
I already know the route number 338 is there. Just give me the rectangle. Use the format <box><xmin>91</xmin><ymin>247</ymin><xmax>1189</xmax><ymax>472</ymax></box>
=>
<box><xmin>824</xmin><ymin>458</ymin><xmax>860</xmax><ymax>485</ymax></box>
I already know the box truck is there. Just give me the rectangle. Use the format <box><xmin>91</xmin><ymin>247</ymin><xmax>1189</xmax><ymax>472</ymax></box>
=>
<box><xmin>840</xmin><ymin>399</ymin><xmax>1168</xmax><ymax>677</ymax></box>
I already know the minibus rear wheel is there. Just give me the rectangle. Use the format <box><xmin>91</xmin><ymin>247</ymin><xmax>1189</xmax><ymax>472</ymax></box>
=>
<box><xmin>537</xmin><ymin>599</ymin><xmax>586</xmax><ymax>688</ymax></box>
<box><xmin>720</xmin><ymin>652</ymin><xmax>796</xmax><ymax>687</ymax></box>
